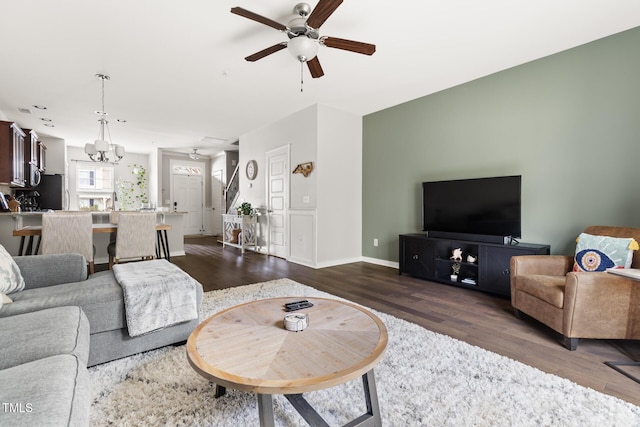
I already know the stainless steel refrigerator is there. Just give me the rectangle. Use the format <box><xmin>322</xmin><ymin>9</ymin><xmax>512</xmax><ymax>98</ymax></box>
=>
<box><xmin>37</xmin><ymin>174</ymin><xmax>69</xmax><ymax>210</ymax></box>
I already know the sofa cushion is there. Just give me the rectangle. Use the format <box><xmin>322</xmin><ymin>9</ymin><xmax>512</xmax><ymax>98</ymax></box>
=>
<box><xmin>1</xmin><ymin>293</ymin><xmax>12</xmax><ymax>305</ymax></box>
<box><xmin>0</xmin><ymin>354</ymin><xmax>90</xmax><ymax>427</ymax></box>
<box><xmin>516</xmin><ymin>275</ymin><xmax>566</xmax><ymax>308</ymax></box>
<box><xmin>0</xmin><ymin>244</ymin><xmax>25</xmax><ymax>297</ymax></box>
<box><xmin>0</xmin><ymin>272</ymin><xmax>125</xmax><ymax>334</ymax></box>
<box><xmin>13</xmin><ymin>254</ymin><xmax>87</xmax><ymax>290</ymax></box>
<box><xmin>0</xmin><ymin>306</ymin><xmax>90</xmax><ymax>370</ymax></box>
<box><xmin>573</xmin><ymin>233</ymin><xmax>638</xmax><ymax>272</ymax></box>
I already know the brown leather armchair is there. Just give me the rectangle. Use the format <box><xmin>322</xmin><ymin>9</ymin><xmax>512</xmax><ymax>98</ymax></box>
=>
<box><xmin>510</xmin><ymin>226</ymin><xmax>640</xmax><ymax>350</ymax></box>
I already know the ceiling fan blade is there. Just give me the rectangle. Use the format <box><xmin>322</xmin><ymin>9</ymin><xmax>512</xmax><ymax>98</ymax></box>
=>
<box><xmin>307</xmin><ymin>57</ymin><xmax>324</xmax><ymax>78</ymax></box>
<box><xmin>230</xmin><ymin>7</ymin><xmax>287</xmax><ymax>31</ymax></box>
<box><xmin>245</xmin><ymin>43</ymin><xmax>287</xmax><ymax>62</ymax></box>
<box><xmin>322</xmin><ymin>37</ymin><xmax>376</xmax><ymax>55</ymax></box>
<box><xmin>306</xmin><ymin>0</ymin><xmax>343</xmax><ymax>29</ymax></box>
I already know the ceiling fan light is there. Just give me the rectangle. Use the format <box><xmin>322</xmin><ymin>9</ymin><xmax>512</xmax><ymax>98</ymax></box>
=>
<box><xmin>288</xmin><ymin>36</ymin><xmax>318</xmax><ymax>62</ymax></box>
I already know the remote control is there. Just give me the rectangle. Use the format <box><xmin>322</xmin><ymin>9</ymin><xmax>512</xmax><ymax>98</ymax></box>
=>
<box><xmin>284</xmin><ymin>300</ymin><xmax>313</xmax><ymax>312</ymax></box>
<box><xmin>285</xmin><ymin>300</ymin><xmax>308</xmax><ymax>308</ymax></box>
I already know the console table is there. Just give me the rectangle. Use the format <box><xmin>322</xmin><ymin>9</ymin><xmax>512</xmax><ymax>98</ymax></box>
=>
<box><xmin>222</xmin><ymin>214</ymin><xmax>258</xmax><ymax>254</ymax></box>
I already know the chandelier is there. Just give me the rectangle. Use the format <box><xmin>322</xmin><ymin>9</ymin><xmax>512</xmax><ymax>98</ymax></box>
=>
<box><xmin>84</xmin><ymin>74</ymin><xmax>125</xmax><ymax>162</ymax></box>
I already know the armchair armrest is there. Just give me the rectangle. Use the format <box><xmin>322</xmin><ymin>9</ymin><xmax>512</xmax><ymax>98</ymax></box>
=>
<box><xmin>510</xmin><ymin>255</ymin><xmax>573</xmax><ymax>277</ymax></box>
<box><xmin>563</xmin><ymin>271</ymin><xmax>640</xmax><ymax>338</ymax></box>
<box><xmin>13</xmin><ymin>254</ymin><xmax>88</xmax><ymax>289</ymax></box>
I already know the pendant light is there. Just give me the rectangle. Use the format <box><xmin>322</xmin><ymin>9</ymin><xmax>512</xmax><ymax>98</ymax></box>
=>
<box><xmin>84</xmin><ymin>74</ymin><xmax>125</xmax><ymax>162</ymax></box>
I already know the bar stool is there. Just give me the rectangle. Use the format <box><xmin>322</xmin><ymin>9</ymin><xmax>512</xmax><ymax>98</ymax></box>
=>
<box><xmin>41</xmin><ymin>212</ymin><xmax>95</xmax><ymax>274</ymax></box>
<box><xmin>108</xmin><ymin>212</ymin><xmax>157</xmax><ymax>269</ymax></box>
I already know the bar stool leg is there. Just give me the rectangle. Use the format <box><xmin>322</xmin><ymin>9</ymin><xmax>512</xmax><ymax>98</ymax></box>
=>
<box><xmin>163</xmin><ymin>230</ymin><xmax>170</xmax><ymax>261</ymax></box>
<box><xmin>25</xmin><ymin>236</ymin><xmax>34</xmax><ymax>255</ymax></box>
<box><xmin>156</xmin><ymin>231</ymin><xmax>161</xmax><ymax>259</ymax></box>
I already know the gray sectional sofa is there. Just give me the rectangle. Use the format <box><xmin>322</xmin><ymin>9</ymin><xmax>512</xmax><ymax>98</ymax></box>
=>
<box><xmin>0</xmin><ymin>253</ymin><xmax>203</xmax><ymax>426</ymax></box>
<box><xmin>2</xmin><ymin>253</ymin><xmax>203</xmax><ymax>366</ymax></box>
<box><xmin>0</xmin><ymin>306</ymin><xmax>91</xmax><ymax>427</ymax></box>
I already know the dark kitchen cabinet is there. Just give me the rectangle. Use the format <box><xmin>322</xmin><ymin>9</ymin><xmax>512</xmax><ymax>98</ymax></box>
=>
<box><xmin>26</xmin><ymin>129</ymin><xmax>38</xmax><ymax>165</ymax></box>
<box><xmin>0</xmin><ymin>120</ymin><xmax>26</xmax><ymax>187</ymax></box>
<box><xmin>38</xmin><ymin>141</ymin><xmax>47</xmax><ymax>172</ymax></box>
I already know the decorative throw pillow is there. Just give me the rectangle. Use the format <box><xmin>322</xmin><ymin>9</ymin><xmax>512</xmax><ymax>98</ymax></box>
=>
<box><xmin>0</xmin><ymin>293</ymin><xmax>12</xmax><ymax>307</ymax></box>
<box><xmin>573</xmin><ymin>233</ymin><xmax>639</xmax><ymax>272</ymax></box>
<box><xmin>0</xmin><ymin>244</ymin><xmax>25</xmax><ymax>296</ymax></box>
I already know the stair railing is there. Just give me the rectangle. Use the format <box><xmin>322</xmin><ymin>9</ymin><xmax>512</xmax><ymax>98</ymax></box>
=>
<box><xmin>224</xmin><ymin>164</ymin><xmax>240</xmax><ymax>214</ymax></box>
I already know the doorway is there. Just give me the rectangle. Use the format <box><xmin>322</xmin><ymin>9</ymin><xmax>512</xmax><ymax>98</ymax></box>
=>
<box><xmin>211</xmin><ymin>169</ymin><xmax>223</xmax><ymax>237</ymax></box>
<box><xmin>266</xmin><ymin>146</ymin><xmax>289</xmax><ymax>258</ymax></box>
<box><xmin>170</xmin><ymin>159</ymin><xmax>205</xmax><ymax>235</ymax></box>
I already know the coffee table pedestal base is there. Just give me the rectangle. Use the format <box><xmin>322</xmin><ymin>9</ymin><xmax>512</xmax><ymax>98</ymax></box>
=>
<box><xmin>253</xmin><ymin>370</ymin><xmax>381</xmax><ymax>427</ymax></box>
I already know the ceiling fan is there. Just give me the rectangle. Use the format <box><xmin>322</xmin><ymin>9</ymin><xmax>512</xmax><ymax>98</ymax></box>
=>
<box><xmin>231</xmin><ymin>0</ymin><xmax>376</xmax><ymax>79</ymax></box>
<box><xmin>188</xmin><ymin>149</ymin><xmax>201</xmax><ymax>160</ymax></box>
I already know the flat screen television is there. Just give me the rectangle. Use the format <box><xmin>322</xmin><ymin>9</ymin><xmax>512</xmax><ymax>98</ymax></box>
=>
<box><xmin>422</xmin><ymin>175</ymin><xmax>521</xmax><ymax>239</ymax></box>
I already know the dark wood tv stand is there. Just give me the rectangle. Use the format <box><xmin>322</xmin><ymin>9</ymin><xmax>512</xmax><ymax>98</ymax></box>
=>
<box><xmin>399</xmin><ymin>233</ymin><xmax>550</xmax><ymax>297</ymax></box>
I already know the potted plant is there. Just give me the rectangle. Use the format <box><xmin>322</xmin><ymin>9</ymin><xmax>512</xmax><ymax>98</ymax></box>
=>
<box><xmin>237</xmin><ymin>202</ymin><xmax>257</xmax><ymax>216</ymax></box>
<box><xmin>116</xmin><ymin>164</ymin><xmax>149</xmax><ymax>210</ymax></box>
<box><xmin>451</xmin><ymin>262</ymin><xmax>461</xmax><ymax>282</ymax></box>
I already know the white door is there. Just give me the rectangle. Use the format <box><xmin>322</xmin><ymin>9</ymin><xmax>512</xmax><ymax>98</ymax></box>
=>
<box><xmin>266</xmin><ymin>146</ymin><xmax>289</xmax><ymax>258</ymax></box>
<box><xmin>170</xmin><ymin>160</ymin><xmax>205</xmax><ymax>236</ymax></box>
<box><xmin>211</xmin><ymin>170</ymin><xmax>223</xmax><ymax>237</ymax></box>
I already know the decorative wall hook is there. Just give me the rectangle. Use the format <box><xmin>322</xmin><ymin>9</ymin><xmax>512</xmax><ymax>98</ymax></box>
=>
<box><xmin>292</xmin><ymin>162</ymin><xmax>314</xmax><ymax>177</ymax></box>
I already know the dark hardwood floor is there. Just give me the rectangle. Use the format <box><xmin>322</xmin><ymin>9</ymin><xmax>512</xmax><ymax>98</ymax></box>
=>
<box><xmin>172</xmin><ymin>236</ymin><xmax>640</xmax><ymax>407</ymax></box>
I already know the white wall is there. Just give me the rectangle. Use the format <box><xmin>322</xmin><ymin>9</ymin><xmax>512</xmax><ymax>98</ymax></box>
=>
<box><xmin>66</xmin><ymin>146</ymin><xmax>150</xmax><ymax>210</ymax></box>
<box><xmin>160</xmin><ymin>150</ymin><xmax>212</xmax><ymax>210</ymax></box>
<box><xmin>240</xmin><ymin>103</ymin><xmax>362</xmax><ymax>268</ymax></box>
<box><xmin>316</xmin><ymin>105</ymin><xmax>362</xmax><ymax>266</ymax></box>
<box><xmin>40</xmin><ymin>137</ymin><xmax>66</xmax><ymax>175</ymax></box>
<box><xmin>148</xmin><ymin>148</ymin><xmax>159</xmax><ymax>207</ymax></box>
<box><xmin>240</xmin><ymin>104</ymin><xmax>317</xmax><ymax>207</ymax></box>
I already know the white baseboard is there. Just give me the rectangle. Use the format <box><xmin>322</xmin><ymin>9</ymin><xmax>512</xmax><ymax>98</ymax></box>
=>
<box><xmin>362</xmin><ymin>256</ymin><xmax>399</xmax><ymax>269</ymax></box>
<box><xmin>287</xmin><ymin>256</ymin><xmax>399</xmax><ymax>270</ymax></box>
<box><xmin>315</xmin><ymin>257</ymin><xmax>363</xmax><ymax>269</ymax></box>
<box><xmin>287</xmin><ymin>257</ymin><xmax>317</xmax><ymax>268</ymax></box>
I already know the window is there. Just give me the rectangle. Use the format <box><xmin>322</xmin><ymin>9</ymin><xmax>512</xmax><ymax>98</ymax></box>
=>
<box><xmin>77</xmin><ymin>164</ymin><xmax>114</xmax><ymax>191</ymax></box>
<box><xmin>77</xmin><ymin>194</ymin><xmax>112</xmax><ymax>211</ymax></box>
<box><xmin>76</xmin><ymin>163</ymin><xmax>114</xmax><ymax>211</ymax></box>
<box><xmin>172</xmin><ymin>164</ymin><xmax>202</xmax><ymax>175</ymax></box>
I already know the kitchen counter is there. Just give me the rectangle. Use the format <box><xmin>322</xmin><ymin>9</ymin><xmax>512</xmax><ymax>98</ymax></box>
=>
<box><xmin>0</xmin><ymin>211</ymin><xmax>186</xmax><ymax>261</ymax></box>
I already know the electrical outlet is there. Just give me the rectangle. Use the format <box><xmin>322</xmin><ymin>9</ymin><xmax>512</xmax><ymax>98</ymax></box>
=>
<box><xmin>373</xmin><ymin>238</ymin><xmax>379</xmax><ymax>247</ymax></box>
<box><xmin>303</xmin><ymin>195</ymin><xmax>310</xmax><ymax>204</ymax></box>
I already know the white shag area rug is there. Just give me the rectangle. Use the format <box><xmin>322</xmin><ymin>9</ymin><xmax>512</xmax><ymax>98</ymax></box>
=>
<box><xmin>89</xmin><ymin>279</ymin><xmax>640</xmax><ymax>426</ymax></box>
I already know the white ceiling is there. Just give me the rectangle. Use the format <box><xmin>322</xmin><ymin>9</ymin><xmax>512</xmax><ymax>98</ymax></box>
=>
<box><xmin>1</xmin><ymin>1</ymin><xmax>639</xmax><ymax>158</ymax></box>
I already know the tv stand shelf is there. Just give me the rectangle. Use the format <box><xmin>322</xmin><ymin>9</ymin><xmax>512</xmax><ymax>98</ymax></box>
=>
<box><xmin>399</xmin><ymin>233</ymin><xmax>550</xmax><ymax>297</ymax></box>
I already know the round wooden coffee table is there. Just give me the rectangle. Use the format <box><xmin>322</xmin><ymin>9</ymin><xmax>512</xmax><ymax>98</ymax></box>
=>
<box><xmin>186</xmin><ymin>297</ymin><xmax>388</xmax><ymax>427</ymax></box>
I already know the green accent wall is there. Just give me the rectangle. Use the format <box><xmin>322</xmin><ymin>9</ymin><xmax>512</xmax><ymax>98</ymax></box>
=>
<box><xmin>363</xmin><ymin>26</ymin><xmax>640</xmax><ymax>261</ymax></box>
